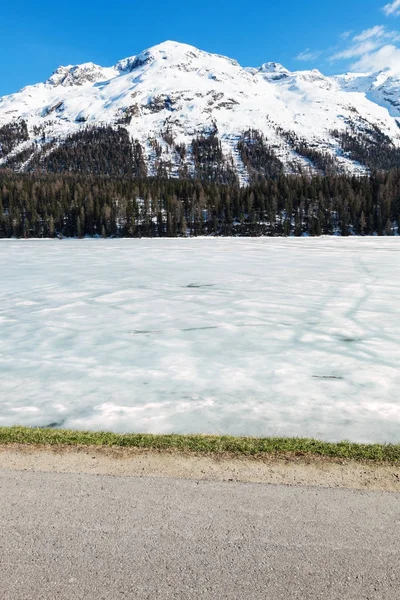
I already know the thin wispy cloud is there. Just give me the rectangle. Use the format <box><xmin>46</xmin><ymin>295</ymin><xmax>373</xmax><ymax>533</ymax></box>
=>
<box><xmin>340</xmin><ymin>31</ymin><xmax>353</xmax><ymax>40</ymax></box>
<box><xmin>353</xmin><ymin>25</ymin><xmax>387</xmax><ymax>41</ymax></box>
<box><xmin>296</xmin><ymin>48</ymin><xmax>322</xmax><ymax>61</ymax></box>
<box><xmin>332</xmin><ymin>40</ymin><xmax>382</xmax><ymax>61</ymax></box>
<box><xmin>383</xmin><ymin>0</ymin><xmax>400</xmax><ymax>16</ymax></box>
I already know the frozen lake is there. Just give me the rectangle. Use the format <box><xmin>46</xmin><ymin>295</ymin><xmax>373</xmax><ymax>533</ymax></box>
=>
<box><xmin>1</xmin><ymin>238</ymin><xmax>399</xmax><ymax>443</ymax></box>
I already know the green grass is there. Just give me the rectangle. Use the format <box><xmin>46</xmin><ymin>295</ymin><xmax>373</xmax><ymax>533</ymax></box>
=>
<box><xmin>0</xmin><ymin>426</ymin><xmax>399</xmax><ymax>462</ymax></box>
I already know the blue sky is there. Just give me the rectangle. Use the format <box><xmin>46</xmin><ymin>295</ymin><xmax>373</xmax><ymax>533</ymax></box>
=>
<box><xmin>1</xmin><ymin>0</ymin><xmax>400</xmax><ymax>95</ymax></box>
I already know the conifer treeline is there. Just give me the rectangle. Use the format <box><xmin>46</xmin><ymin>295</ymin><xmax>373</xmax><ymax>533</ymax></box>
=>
<box><xmin>1</xmin><ymin>168</ymin><xmax>399</xmax><ymax>238</ymax></box>
<box><xmin>0</xmin><ymin>120</ymin><xmax>29</xmax><ymax>159</ymax></box>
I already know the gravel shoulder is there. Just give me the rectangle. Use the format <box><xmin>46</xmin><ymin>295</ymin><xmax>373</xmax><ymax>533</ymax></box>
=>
<box><xmin>1</xmin><ymin>444</ymin><xmax>399</xmax><ymax>491</ymax></box>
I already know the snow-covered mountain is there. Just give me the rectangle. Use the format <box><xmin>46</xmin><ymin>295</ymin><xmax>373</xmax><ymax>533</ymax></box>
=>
<box><xmin>1</xmin><ymin>40</ymin><xmax>400</xmax><ymax>182</ymax></box>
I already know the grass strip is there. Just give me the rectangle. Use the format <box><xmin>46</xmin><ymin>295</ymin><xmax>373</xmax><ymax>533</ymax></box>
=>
<box><xmin>0</xmin><ymin>426</ymin><xmax>399</xmax><ymax>463</ymax></box>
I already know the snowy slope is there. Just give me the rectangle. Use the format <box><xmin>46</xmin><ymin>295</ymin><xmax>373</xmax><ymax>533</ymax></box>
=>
<box><xmin>1</xmin><ymin>40</ymin><xmax>400</xmax><ymax>178</ymax></box>
<box><xmin>335</xmin><ymin>69</ymin><xmax>400</xmax><ymax>119</ymax></box>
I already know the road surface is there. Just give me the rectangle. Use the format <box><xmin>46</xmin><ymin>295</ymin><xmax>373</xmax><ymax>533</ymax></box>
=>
<box><xmin>1</xmin><ymin>469</ymin><xmax>399</xmax><ymax>599</ymax></box>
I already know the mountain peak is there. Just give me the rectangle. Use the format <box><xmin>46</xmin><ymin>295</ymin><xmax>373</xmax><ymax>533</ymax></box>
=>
<box><xmin>115</xmin><ymin>41</ymin><xmax>203</xmax><ymax>73</ymax></box>
<box><xmin>259</xmin><ymin>62</ymin><xmax>289</xmax><ymax>74</ymax></box>
<box><xmin>258</xmin><ymin>62</ymin><xmax>290</xmax><ymax>81</ymax></box>
<box><xmin>115</xmin><ymin>40</ymin><xmax>240</xmax><ymax>74</ymax></box>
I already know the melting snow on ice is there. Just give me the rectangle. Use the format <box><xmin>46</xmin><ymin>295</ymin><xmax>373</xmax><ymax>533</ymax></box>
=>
<box><xmin>0</xmin><ymin>237</ymin><xmax>399</xmax><ymax>443</ymax></box>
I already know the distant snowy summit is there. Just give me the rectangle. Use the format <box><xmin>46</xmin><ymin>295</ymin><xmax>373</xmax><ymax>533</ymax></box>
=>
<box><xmin>1</xmin><ymin>40</ymin><xmax>400</xmax><ymax>181</ymax></box>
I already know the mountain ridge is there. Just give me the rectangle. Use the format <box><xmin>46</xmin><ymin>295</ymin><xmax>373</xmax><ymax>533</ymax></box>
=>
<box><xmin>2</xmin><ymin>40</ymin><xmax>400</xmax><ymax>181</ymax></box>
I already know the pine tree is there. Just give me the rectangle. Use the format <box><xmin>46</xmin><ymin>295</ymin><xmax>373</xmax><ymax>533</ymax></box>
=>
<box><xmin>48</xmin><ymin>215</ymin><xmax>55</xmax><ymax>237</ymax></box>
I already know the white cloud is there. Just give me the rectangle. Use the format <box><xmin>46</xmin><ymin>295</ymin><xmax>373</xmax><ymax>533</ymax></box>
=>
<box><xmin>296</xmin><ymin>48</ymin><xmax>322</xmax><ymax>61</ymax></box>
<box><xmin>296</xmin><ymin>11</ymin><xmax>400</xmax><ymax>73</ymax></box>
<box><xmin>383</xmin><ymin>0</ymin><xmax>400</xmax><ymax>16</ymax></box>
<box><xmin>351</xmin><ymin>44</ymin><xmax>400</xmax><ymax>70</ymax></box>
<box><xmin>330</xmin><ymin>25</ymin><xmax>400</xmax><ymax>72</ymax></box>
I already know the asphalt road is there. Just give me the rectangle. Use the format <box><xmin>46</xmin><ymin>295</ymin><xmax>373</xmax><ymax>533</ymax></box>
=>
<box><xmin>0</xmin><ymin>470</ymin><xmax>399</xmax><ymax>599</ymax></box>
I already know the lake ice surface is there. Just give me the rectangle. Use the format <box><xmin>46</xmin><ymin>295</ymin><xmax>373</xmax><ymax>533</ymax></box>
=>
<box><xmin>0</xmin><ymin>238</ymin><xmax>399</xmax><ymax>443</ymax></box>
